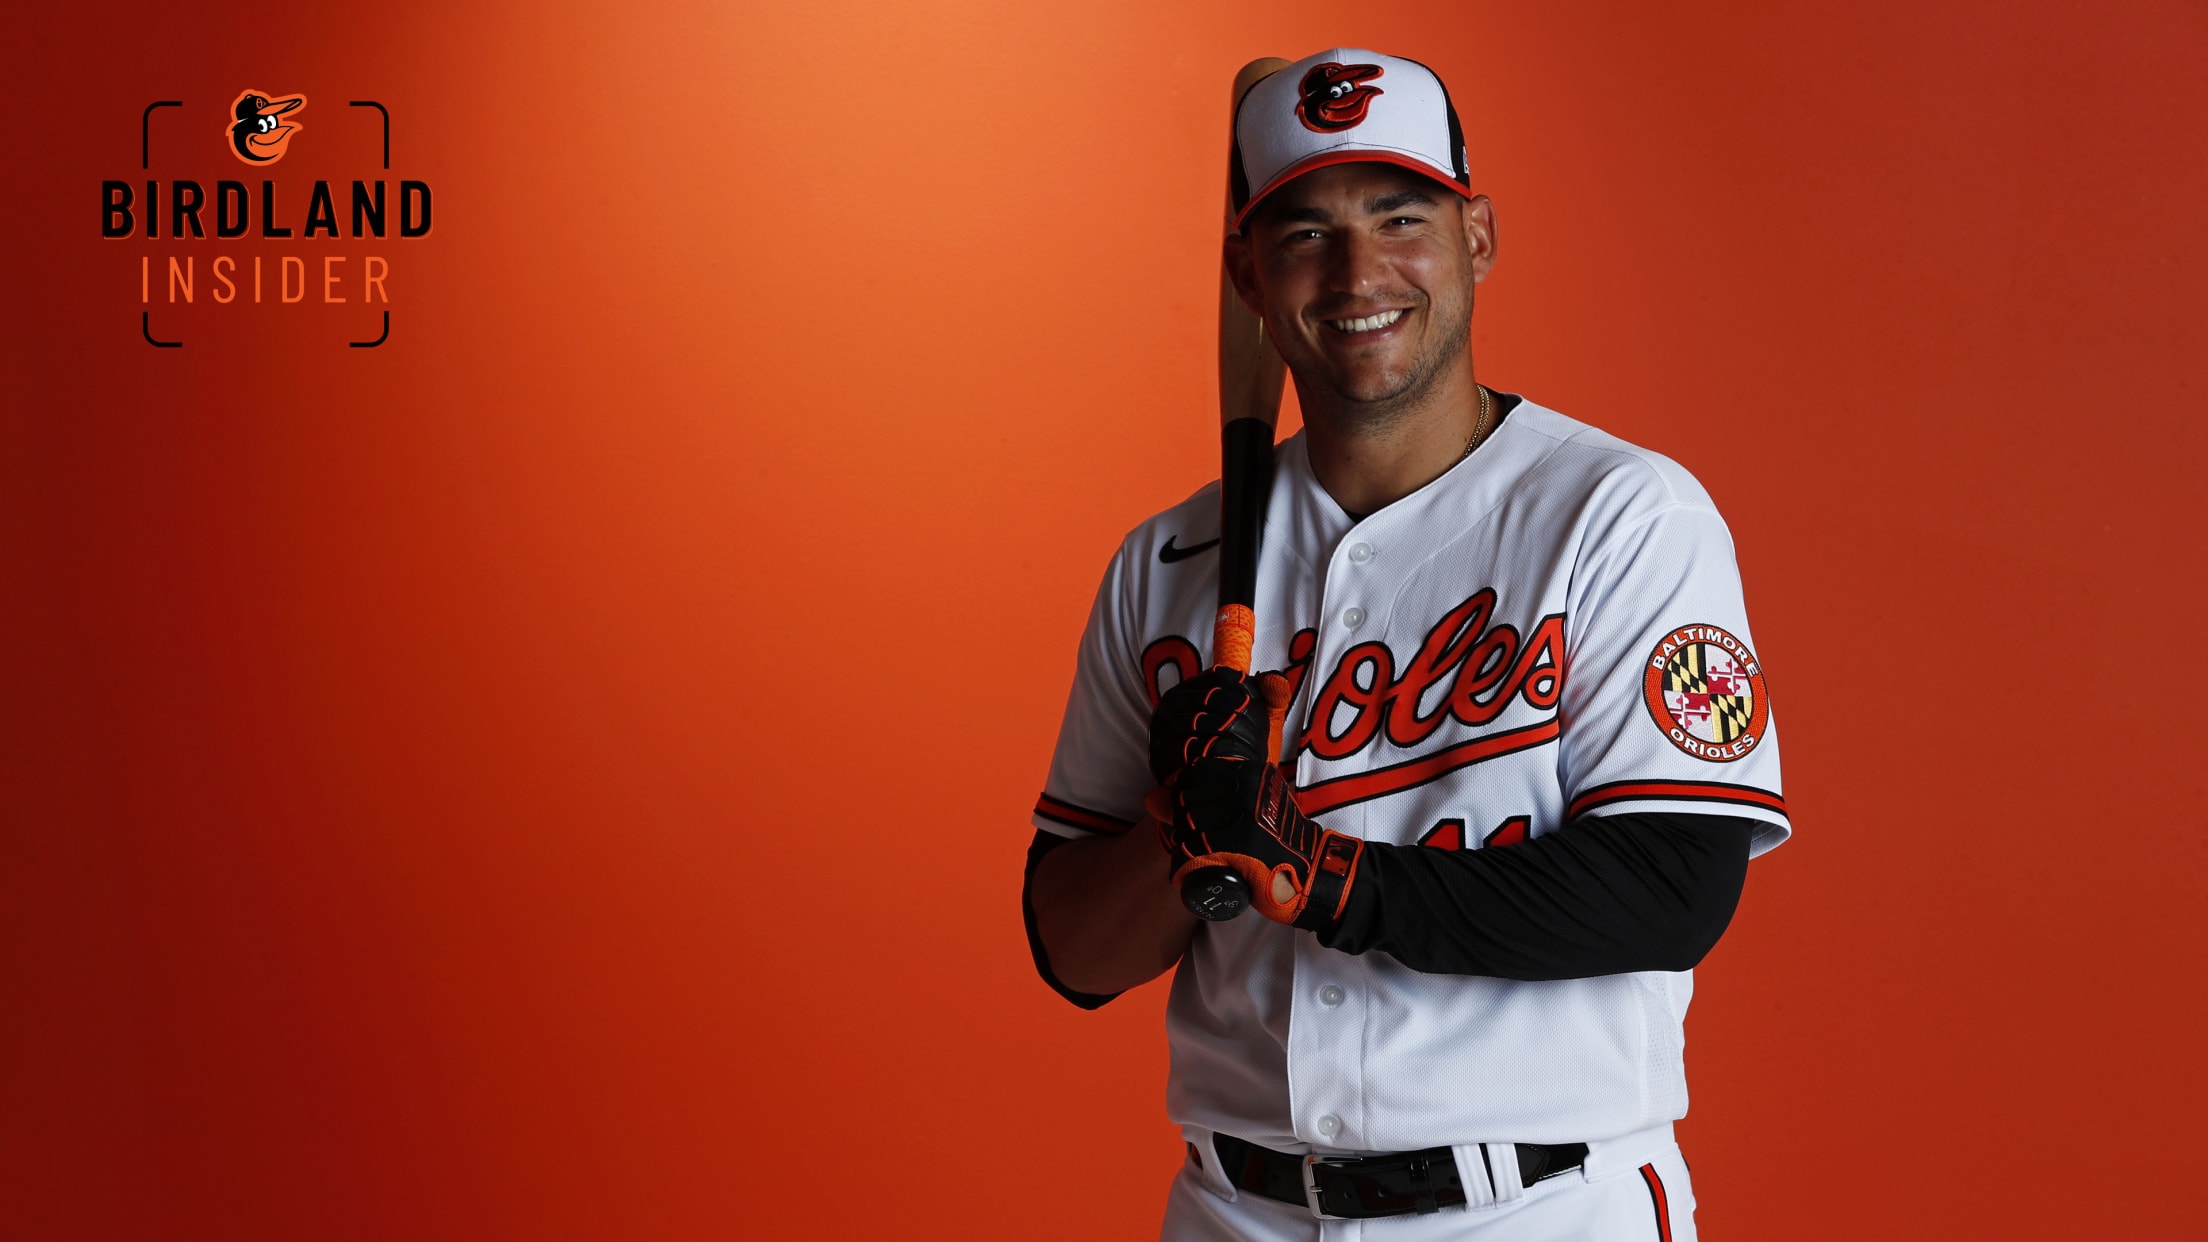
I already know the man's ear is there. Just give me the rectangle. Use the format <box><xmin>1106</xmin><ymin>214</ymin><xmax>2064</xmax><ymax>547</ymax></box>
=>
<box><xmin>1223</xmin><ymin>232</ymin><xmax>1265</xmax><ymax>317</ymax></box>
<box><xmin>1462</xmin><ymin>195</ymin><xmax>1499</xmax><ymax>285</ymax></box>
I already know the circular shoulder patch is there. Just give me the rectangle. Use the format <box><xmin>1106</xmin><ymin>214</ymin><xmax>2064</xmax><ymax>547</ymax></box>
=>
<box><xmin>1642</xmin><ymin>624</ymin><xmax>1770</xmax><ymax>762</ymax></box>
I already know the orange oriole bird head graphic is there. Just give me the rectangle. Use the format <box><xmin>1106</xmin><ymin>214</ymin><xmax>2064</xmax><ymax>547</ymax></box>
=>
<box><xmin>1295</xmin><ymin>63</ymin><xmax>1384</xmax><ymax>133</ymax></box>
<box><xmin>228</xmin><ymin>90</ymin><xmax>306</xmax><ymax>163</ymax></box>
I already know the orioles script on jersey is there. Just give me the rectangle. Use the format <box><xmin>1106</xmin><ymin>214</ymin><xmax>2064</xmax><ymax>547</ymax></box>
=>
<box><xmin>1141</xmin><ymin>587</ymin><xmax>1565</xmax><ymax>764</ymax></box>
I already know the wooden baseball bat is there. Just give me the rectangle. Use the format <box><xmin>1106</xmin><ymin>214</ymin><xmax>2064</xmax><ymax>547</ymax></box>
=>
<box><xmin>1179</xmin><ymin>56</ymin><xmax>1292</xmax><ymax>923</ymax></box>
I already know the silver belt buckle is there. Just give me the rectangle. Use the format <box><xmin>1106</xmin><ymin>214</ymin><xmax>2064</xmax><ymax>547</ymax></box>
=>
<box><xmin>1300</xmin><ymin>1154</ymin><xmax>1344</xmax><ymax>1220</ymax></box>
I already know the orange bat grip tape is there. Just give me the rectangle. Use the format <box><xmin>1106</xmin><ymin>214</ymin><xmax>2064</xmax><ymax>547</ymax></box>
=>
<box><xmin>1212</xmin><ymin>604</ymin><xmax>1255</xmax><ymax>674</ymax></box>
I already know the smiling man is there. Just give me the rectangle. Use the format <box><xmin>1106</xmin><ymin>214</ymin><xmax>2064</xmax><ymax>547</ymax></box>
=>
<box><xmin>1022</xmin><ymin>48</ymin><xmax>1790</xmax><ymax>1241</ymax></box>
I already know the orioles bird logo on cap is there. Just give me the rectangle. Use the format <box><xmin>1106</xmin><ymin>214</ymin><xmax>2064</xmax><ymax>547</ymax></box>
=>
<box><xmin>1295</xmin><ymin>62</ymin><xmax>1383</xmax><ymax>133</ymax></box>
<box><xmin>227</xmin><ymin>89</ymin><xmax>307</xmax><ymax>164</ymax></box>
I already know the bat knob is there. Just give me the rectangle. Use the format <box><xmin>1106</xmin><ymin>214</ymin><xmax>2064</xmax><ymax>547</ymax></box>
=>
<box><xmin>1180</xmin><ymin>866</ymin><xmax>1250</xmax><ymax>922</ymax></box>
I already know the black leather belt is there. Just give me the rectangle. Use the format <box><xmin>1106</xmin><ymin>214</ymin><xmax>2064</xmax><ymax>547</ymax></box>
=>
<box><xmin>1204</xmin><ymin>1133</ymin><xmax>1589</xmax><ymax>1219</ymax></box>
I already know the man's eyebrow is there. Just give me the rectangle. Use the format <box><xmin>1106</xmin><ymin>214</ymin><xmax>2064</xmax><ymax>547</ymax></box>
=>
<box><xmin>1367</xmin><ymin>187</ymin><xmax>1440</xmax><ymax>214</ymax></box>
<box><xmin>1268</xmin><ymin>203</ymin><xmax>1335</xmax><ymax>226</ymax></box>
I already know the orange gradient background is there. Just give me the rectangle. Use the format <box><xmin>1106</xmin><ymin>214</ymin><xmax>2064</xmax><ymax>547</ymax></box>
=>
<box><xmin>4</xmin><ymin>3</ymin><xmax>2204</xmax><ymax>1238</ymax></box>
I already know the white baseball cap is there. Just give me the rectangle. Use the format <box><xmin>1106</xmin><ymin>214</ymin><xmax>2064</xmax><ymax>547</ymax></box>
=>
<box><xmin>1229</xmin><ymin>48</ymin><xmax>1472</xmax><ymax>231</ymax></box>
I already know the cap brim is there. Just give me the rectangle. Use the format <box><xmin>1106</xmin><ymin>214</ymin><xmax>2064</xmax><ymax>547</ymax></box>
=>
<box><xmin>1233</xmin><ymin>149</ymin><xmax>1472</xmax><ymax>231</ymax></box>
<box><xmin>256</xmin><ymin>97</ymin><xmax>305</xmax><ymax>117</ymax></box>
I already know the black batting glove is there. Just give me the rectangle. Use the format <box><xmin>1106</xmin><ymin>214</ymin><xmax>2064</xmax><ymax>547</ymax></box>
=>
<box><xmin>1147</xmin><ymin>668</ymin><xmax>1268</xmax><ymax>789</ymax></box>
<box><xmin>1164</xmin><ymin>756</ymin><xmax>1365</xmax><ymax>933</ymax></box>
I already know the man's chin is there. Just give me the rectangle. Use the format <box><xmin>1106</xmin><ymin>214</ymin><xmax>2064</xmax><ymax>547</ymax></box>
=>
<box><xmin>1327</xmin><ymin>368</ymin><xmax>1423</xmax><ymax>409</ymax></box>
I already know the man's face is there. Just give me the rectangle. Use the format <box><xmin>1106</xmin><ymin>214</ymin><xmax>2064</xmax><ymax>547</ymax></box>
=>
<box><xmin>1228</xmin><ymin>163</ymin><xmax>1495</xmax><ymax>417</ymax></box>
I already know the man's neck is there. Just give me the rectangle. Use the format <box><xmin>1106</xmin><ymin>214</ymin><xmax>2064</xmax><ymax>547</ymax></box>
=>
<box><xmin>1299</xmin><ymin>362</ymin><xmax>1487</xmax><ymax>517</ymax></box>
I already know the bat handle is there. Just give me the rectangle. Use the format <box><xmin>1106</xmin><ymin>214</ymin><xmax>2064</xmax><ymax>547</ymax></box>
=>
<box><xmin>1180</xmin><ymin>865</ymin><xmax>1251</xmax><ymax>921</ymax></box>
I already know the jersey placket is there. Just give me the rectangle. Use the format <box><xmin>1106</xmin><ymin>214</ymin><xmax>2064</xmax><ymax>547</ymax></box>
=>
<box><xmin>1282</xmin><ymin>516</ymin><xmax>1399</xmax><ymax>1152</ymax></box>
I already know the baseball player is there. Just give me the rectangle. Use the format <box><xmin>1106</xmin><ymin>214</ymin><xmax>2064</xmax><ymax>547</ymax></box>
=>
<box><xmin>1022</xmin><ymin>48</ymin><xmax>1788</xmax><ymax>1240</ymax></box>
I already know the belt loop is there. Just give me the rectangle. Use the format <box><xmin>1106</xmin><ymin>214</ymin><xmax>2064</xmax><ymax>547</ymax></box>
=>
<box><xmin>1486</xmin><ymin>1142</ymin><xmax>1525</xmax><ymax>1204</ymax></box>
<box><xmin>1183</xmin><ymin>1127</ymin><xmax>1241</xmax><ymax>1202</ymax></box>
<box><xmin>1450</xmin><ymin>1144</ymin><xmax>1496</xmax><ymax>1208</ymax></box>
<box><xmin>1580</xmin><ymin>1122</ymin><xmax>1676</xmax><ymax>1182</ymax></box>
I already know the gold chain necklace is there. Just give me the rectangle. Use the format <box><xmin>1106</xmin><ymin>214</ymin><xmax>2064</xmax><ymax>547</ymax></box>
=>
<box><xmin>1459</xmin><ymin>384</ymin><xmax>1494</xmax><ymax>462</ymax></box>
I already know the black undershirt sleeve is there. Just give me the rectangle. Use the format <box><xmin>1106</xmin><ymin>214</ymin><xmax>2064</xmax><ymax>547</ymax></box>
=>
<box><xmin>1319</xmin><ymin>812</ymin><xmax>1756</xmax><ymax>980</ymax></box>
<box><xmin>1021</xmin><ymin>829</ymin><xmax>1123</xmax><ymax>1010</ymax></box>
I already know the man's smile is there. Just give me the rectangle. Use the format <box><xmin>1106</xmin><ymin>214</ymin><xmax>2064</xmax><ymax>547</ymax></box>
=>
<box><xmin>1325</xmin><ymin>308</ymin><xmax>1408</xmax><ymax>335</ymax></box>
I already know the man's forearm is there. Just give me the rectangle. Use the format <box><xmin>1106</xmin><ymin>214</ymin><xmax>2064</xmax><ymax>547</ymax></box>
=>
<box><xmin>1025</xmin><ymin>819</ymin><xmax>1198</xmax><ymax>1000</ymax></box>
<box><xmin>1320</xmin><ymin>812</ymin><xmax>1756</xmax><ymax>979</ymax></box>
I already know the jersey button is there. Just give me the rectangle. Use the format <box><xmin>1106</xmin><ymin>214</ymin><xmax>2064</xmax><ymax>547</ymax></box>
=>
<box><xmin>1348</xmin><ymin>542</ymin><xmax>1373</xmax><ymax>564</ymax></box>
<box><xmin>1341</xmin><ymin>606</ymin><xmax>1366</xmax><ymax>629</ymax></box>
<box><xmin>1318</xmin><ymin>985</ymin><xmax>1345</xmax><ymax>1006</ymax></box>
<box><xmin>1316</xmin><ymin>1114</ymin><xmax>1342</xmax><ymax>1138</ymax></box>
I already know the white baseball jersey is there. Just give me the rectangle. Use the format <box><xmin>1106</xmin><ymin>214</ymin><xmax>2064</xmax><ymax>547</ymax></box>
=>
<box><xmin>1032</xmin><ymin>396</ymin><xmax>1789</xmax><ymax>1155</ymax></box>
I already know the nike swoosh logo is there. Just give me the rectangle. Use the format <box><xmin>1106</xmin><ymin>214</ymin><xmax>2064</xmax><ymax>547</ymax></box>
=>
<box><xmin>1159</xmin><ymin>535</ymin><xmax>1221</xmax><ymax>564</ymax></box>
